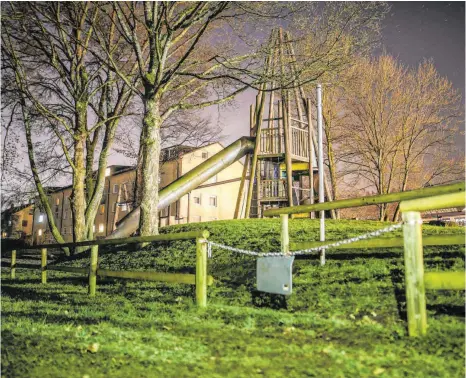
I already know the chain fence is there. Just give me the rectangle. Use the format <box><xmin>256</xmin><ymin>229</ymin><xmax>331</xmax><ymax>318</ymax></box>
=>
<box><xmin>207</xmin><ymin>222</ymin><xmax>404</xmax><ymax>258</ymax></box>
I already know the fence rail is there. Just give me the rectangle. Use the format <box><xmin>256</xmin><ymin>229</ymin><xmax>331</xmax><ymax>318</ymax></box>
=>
<box><xmin>290</xmin><ymin>126</ymin><xmax>309</xmax><ymax>159</ymax></box>
<box><xmin>260</xmin><ymin>128</ymin><xmax>283</xmax><ymax>154</ymax></box>
<box><xmin>261</xmin><ymin>179</ymin><xmax>287</xmax><ymax>200</ymax></box>
<box><xmin>263</xmin><ymin>182</ymin><xmax>465</xmax><ymax>217</ymax></box>
<box><xmin>5</xmin><ymin>230</ymin><xmax>212</xmax><ymax>307</ymax></box>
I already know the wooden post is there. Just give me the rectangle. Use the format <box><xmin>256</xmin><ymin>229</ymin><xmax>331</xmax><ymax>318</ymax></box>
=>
<box><xmin>89</xmin><ymin>245</ymin><xmax>99</xmax><ymax>296</ymax></box>
<box><xmin>41</xmin><ymin>248</ymin><xmax>47</xmax><ymax>284</ymax></box>
<box><xmin>10</xmin><ymin>250</ymin><xmax>16</xmax><ymax>279</ymax></box>
<box><xmin>196</xmin><ymin>237</ymin><xmax>208</xmax><ymax>307</ymax></box>
<box><xmin>282</xmin><ymin>98</ymin><xmax>294</xmax><ymax>207</ymax></box>
<box><xmin>306</xmin><ymin>98</ymin><xmax>315</xmax><ymax>219</ymax></box>
<box><xmin>281</xmin><ymin>214</ymin><xmax>289</xmax><ymax>254</ymax></box>
<box><xmin>402</xmin><ymin>211</ymin><xmax>427</xmax><ymax>337</ymax></box>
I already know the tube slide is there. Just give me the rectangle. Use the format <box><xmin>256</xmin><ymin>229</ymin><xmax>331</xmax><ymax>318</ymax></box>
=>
<box><xmin>106</xmin><ymin>136</ymin><xmax>255</xmax><ymax>239</ymax></box>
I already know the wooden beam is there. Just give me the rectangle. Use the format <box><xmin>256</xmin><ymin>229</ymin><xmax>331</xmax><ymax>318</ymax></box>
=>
<box><xmin>291</xmin><ymin>233</ymin><xmax>464</xmax><ymax>251</ymax></box>
<box><xmin>402</xmin><ymin>211</ymin><xmax>427</xmax><ymax>337</ymax></box>
<box><xmin>263</xmin><ymin>182</ymin><xmax>465</xmax><ymax>217</ymax></box>
<box><xmin>424</xmin><ymin>272</ymin><xmax>465</xmax><ymax>291</ymax></box>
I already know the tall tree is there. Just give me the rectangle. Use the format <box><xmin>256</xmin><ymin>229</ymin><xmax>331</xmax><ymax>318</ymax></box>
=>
<box><xmin>342</xmin><ymin>56</ymin><xmax>463</xmax><ymax>220</ymax></box>
<box><xmin>2</xmin><ymin>3</ymin><xmax>136</xmax><ymax>251</ymax></box>
<box><xmin>100</xmin><ymin>1</ymin><xmax>389</xmax><ymax>236</ymax></box>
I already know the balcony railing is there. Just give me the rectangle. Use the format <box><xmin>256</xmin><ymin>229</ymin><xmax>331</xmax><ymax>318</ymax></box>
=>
<box><xmin>261</xmin><ymin>179</ymin><xmax>287</xmax><ymax>200</ymax></box>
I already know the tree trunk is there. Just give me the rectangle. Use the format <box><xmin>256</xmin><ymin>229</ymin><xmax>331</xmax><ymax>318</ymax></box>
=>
<box><xmin>326</xmin><ymin>138</ymin><xmax>340</xmax><ymax>219</ymax></box>
<box><xmin>392</xmin><ymin>171</ymin><xmax>409</xmax><ymax>222</ymax></box>
<box><xmin>22</xmin><ymin>100</ymin><xmax>69</xmax><ymax>255</ymax></box>
<box><xmin>72</xmin><ymin>133</ymin><xmax>88</xmax><ymax>246</ymax></box>
<box><xmin>139</xmin><ymin>95</ymin><xmax>161</xmax><ymax>237</ymax></box>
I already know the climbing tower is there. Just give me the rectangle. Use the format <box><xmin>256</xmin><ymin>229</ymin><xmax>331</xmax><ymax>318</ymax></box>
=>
<box><xmin>234</xmin><ymin>28</ymin><xmax>334</xmax><ymax>219</ymax></box>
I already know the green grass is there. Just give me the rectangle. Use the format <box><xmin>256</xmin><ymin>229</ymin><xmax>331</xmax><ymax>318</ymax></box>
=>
<box><xmin>2</xmin><ymin>219</ymin><xmax>465</xmax><ymax>377</ymax></box>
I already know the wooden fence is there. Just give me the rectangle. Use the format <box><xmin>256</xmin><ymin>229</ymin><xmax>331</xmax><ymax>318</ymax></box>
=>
<box><xmin>4</xmin><ymin>230</ymin><xmax>212</xmax><ymax>307</ymax></box>
<box><xmin>272</xmin><ymin>182</ymin><xmax>465</xmax><ymax>337</ymax></box>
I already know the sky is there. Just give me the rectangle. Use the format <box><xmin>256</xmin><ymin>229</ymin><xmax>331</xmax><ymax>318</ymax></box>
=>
<box><xmin>195</xmin><ymin>1</ymin><xmax>466</xmax><ymax>150</ymax></box>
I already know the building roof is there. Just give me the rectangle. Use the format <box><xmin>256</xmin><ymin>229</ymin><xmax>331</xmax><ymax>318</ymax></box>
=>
<box><xmin>1</xmin><ymin>203</ymin><xmax>33</xmax><ymax>218</ymax></box>
<box><xmin>29</xmin><ymin>142</ymin><xmax>225</xmax><ymax>195</ymax></box>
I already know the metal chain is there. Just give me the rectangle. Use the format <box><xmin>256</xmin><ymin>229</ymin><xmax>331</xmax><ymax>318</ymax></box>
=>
<box><xmin>207</xmin><ymin>222</ymin><xmax>403</xmax><ymax>258</ymax></box>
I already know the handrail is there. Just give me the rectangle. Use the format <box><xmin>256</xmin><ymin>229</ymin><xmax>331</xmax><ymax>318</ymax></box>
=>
<box><xmin>2</xmin><ymin>230</ymin><xmax>209</xmax><ymax>252</ymax></box>
<box><xmin>6</xmin><ymin>229</ymin><xmax>211</xmax><ymax>307</ymax></box>
<box><xmin>263</xmin><ymin>182</ymin><xmax>464</xmax><ymax>217</ymax></box>
<box><xmin>399</xmin><ymin>191</ymin><xmax>465</xmax><ymax>212</ymax></box>
<box><xmin>290</xmin><ymin>233</ymin><xmax>464</xmax><ymax>251</ymax></box>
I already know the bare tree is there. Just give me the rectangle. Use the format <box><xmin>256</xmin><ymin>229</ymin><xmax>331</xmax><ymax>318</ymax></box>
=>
<box><xmin>2</xmin><ymin>3</ymin><xmax>136</xmax><ymax>251</ymax></box>
<box><xmin>97</xmin><ymin>1</ymin><xmax>389</xmax><ymax>236</ymax></box>
<box><xmin>342</xmin><ymin>56</ymin><xmax>463</xmax><ymax>220</ymax></box>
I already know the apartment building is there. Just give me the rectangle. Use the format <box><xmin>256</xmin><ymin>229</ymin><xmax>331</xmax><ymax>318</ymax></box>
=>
<box><xmin>31</xmin><ymin>142</ymin><xmax>243</xmax><ymax>244</ymax></box>
<box><xmin>1</xmin><ymin>204</ymin><xmax>34</xmax><ymax>242</ymax></box>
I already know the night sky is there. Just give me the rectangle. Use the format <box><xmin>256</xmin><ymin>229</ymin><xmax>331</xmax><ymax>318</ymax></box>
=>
<box><xmin>110</xmin><ymin>1</ymin><xmax>465</xmax><ymax>164</ymax></box>
<box><xmin>213</xmin><ymin>1</ymin><xmax>466</xmax><ymax>145</ymax></box>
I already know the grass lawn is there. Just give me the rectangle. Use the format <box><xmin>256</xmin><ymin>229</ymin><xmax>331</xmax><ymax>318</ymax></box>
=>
<box><xmin>2</xmin><ymin>219</ymin><xmax>464</xmax><ymax>377</ymax></box>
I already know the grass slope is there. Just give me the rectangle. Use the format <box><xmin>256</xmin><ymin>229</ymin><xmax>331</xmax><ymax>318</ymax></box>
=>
<box><xmin>2</xmin><ymin>219</ymin><xmax>464</xmax><ymax>377</ymax></box>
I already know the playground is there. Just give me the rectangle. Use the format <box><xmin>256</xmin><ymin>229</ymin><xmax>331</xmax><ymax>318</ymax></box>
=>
<box><xmin>1</xmin><ymin>6</ymin><xmax>464</xmax><ymax>377</ymax></box>
<box><xmin>2</xmin><ymin>218</ymin><xmax>464</xmax><ymax>377</ymax></box>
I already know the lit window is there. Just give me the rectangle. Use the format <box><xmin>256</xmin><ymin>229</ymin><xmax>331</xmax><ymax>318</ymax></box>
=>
<box><xmin>105</xmin><ymin>168</ymin><xmax>111</xmax><ymax>177</ymax></box>
<box><xmin>113</xmin><ymin>184</ymin><xmax>119</xmax><ymax>193</ymax></box>
<box><xmin>38</xmin><ymin>229</ymin><xmax>43</xmax><ymax>236</ymax></box>
<box><xmin>2</xmin><ymin>232</ymin><xmax>6</xmax><ymax>238</ymax></box>
<box><xmin>202</xmin><ymin>152</ymin><xmax>208</xmax><ymax>159</ymax></box>
<box><xmin>56</xmin><ymin>198</ymin><xmax>60</xmax><ymax>205</ymax></box>
<box><xmin>121</xmin><ymin>203</ymin><xmax>127</xmax><ymax>212</ymax></box>
<box><xmin>100</xmin><ymin>204</ymin><xmax>105</xmax><ymax>214</ymax></box>
<box><xmin>209</xmin><ymin>196</ymin><xmax>217</xmax><ymax>207</ymax></box>
<box><xmin>99</xmin><ymin>223</ymin><xmax>104</xmax><ymax>233</ymax></box>
<box><xmin>38</xmin><ymin>214</ymin><xmax>44</xmax><ymax>223</ymax></box>
<box><xmin>193</xmin><ymin>196</ymin><xmax>201</xmax><ymax>205</ymax></box>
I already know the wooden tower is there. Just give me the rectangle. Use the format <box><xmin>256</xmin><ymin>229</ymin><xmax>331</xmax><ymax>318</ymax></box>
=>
<box><xmin>234</xmin><ymin>28</ymin><xmax>334</xmax><ymax>219</ymax></box>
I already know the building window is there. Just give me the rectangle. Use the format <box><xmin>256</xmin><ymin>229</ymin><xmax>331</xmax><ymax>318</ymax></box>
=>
<box><xmin>99</xmin><ymin>223</ymin><xmax>105</xmax><ymax>233</ymax></box>
<box><xmin>113</xmin><ymin>184</ymin><xmax>119</xmax><ymax>194</ymax></box>
<box><xmin>38</xmin><ymin>229</ymin><xmax>43</xmax><ymax>236</ymax></box>
<box><xmin>202</xmin><ymin>152</ymin><xmax>209</xmax><ymax>159</ymax></box>
<box><xmin>2</xmin><ymin>232</ymin><xmax>6</xmax><ymax>238</ymax></box>
<box><xmin>105</xmin><ymin>167</ymin><xmax>111</xmax><ymax>177</ymax></box>
<box><xmin>56</xmin><ymin>198</ymin><xmax>60</xmax><ymax>205</ymax></box>
<box><xmin>209</xmin><ymin>196</ymin><xmax>217</xmax><ymax>207</ymax></box>
<box><xmin>100</xmin><ymin>204</ymin><xmax>105</xmax><ymax>214</ymax></box>
<box><xmin>22</xmin><ymin>220</ymin><xmax>28</xmax><ymax>227</ymax></box>
<box><xmin>63</xmin><ymin>211</ymin><xmax>67</xmax><ymax>220</ymax></box>
<box><xmin>193</xmin><ymin>196</ymin><xmax>201</xmax><ymax>205</ymax></box>
<box><xmin>160</xmin><ymin>206</ymin><xmax>169</xmax><ymax>217</ymax></box>
<box><xmin>38</xmin><ymin>214</ymin><xmax>44</xmax><ymax>223</ymax></box>
<box><xmin>8</xmin><ymin>220</ymin><xmax>11</xmax><ymax>226</ymax></box>
<box><xmin>121</xmin><ymin>203</ymin><xmax>127</xmax><ymax>212</ymax></box>
<box><xmin>63</xmin><ymin>227</ymin><xmax>67</xmax><ymax>235</ymax></box>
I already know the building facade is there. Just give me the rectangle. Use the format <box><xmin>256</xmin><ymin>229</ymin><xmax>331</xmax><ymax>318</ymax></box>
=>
<box><xmin>30</xmin><ymin>143</ymin><xmax>243</xmax><ymax>244</ymax></box>
<box><xmin>1</xmin><ymin>204</ymin><xmax>34</xmax><ymax>242</ymax></box>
